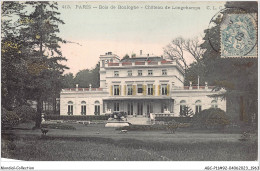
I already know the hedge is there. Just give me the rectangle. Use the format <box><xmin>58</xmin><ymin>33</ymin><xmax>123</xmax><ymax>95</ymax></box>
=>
<box><xmin>155</xmin><ymin>117</ymin><xmax>193</xmax><ymax>123</ymax></box>
<box><xmin>44</xmin><ymin>115</ymin><xmax>109</xmax><ymax>121</ymax></box>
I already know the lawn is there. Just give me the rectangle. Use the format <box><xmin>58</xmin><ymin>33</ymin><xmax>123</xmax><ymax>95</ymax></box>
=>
<box><xmin>1</xmin><ymin>123</ymin><xmax>258</xmax><ymax>161</ymax></box>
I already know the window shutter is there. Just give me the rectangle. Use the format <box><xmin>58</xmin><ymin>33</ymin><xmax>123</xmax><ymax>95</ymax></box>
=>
<box><xmin>124</xmin><ymin>85</ymin><xmax>126</xmax><ymax>96</ymax></box>
<box><xmin>119</xmin><ymin>85</ymin><xmax>121</xmax><ymax>95</ymax></box>
<box><xmin>158</xmin><ymin>85</ymin><xmax>160</xmax><ymax>96</ymax></box>
<box><xmin>167</xmin><ymin>84</ymin><xmax>170</xmax><ymax>96</ymax></box>
<box><xmin>133</xmin><ymin>85</ymin><xmax>136</xmax><ymax>95</ymax></box>
<box><xmin>110</xmin><ymin>85</ymin><xmax>113</xmax><ymax>96</ymax></box>
<box><xmin>143</xmin><ymin>85</ymin><xmax>146</xmax><ymax>95</ymax></box>
<box><xmin>153</xmin><ymin>85</ymin><xmax>155</xmax><ymax>96</ymax></box>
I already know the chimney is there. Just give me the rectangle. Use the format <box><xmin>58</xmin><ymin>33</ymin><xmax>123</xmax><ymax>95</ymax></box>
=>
<box><xmin>140</xmin><ymin>50</ymin><xmax>142</xmax><ymax>55</ymax></box>
<box><xmin>76</xmin><ymin>84</ymin><xmax>78</xmax><ymax>91</ymax></box>
<box><xmin>189</xmin><ymin>81</ymin><xmax>192</xmax><ymax>90</ymax></box>
<box><xmin>89</xmin><ymin>84</ymin><xmax>92</xmax><ymax>91</ymax></box>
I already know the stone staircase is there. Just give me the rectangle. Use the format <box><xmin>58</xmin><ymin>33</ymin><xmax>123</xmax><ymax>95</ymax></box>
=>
<box><xmin>126</xmin><ymin>116</ymin><xmax>151</xmax><ymax>125</ymax></box>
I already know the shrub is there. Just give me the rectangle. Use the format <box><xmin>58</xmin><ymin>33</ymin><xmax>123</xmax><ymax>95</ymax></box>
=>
<box><xmin>192</xmin><ymin>108</ymin><xmax>230</xmax><ymax>129</ymax></box>
<box><xmin>13</xmin><ymin>105</ymin><xmax>36</xmax><ymax>123</ymax></box>
<box><xmin>1</xmin><ymin>108</ymin><xmax>20</xmax><ymax>129</ymax></box>
<box><xmin>44</xmin><ymin>115</ymin><xmax>109</xmax><ymax>121</ymax></box>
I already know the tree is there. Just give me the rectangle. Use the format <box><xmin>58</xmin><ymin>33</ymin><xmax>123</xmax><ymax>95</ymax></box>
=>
<box><xmin>62</xmin><ymin>73</ymin><xmax>75</xmax><ymax>88</ymax></box>
<box><xmin>164</xmin><ymin>37</ymin><xmax>205</xmax><ymax>71</ymax></box>
<box><xmin>121</xmin><ymin>54</ymin><xmax>130</xmax><ymax>61</ymax></box>
<box><xmin>19</xmin><ymin>2</ymin><xmax>68</xmax><ymax>128</ymax></box>
<box><xmin>74</xmin><ymin>63</ymin><xmax>100</xmax><ymax>88</ymax></box>
<box><xmin>180</xmin><ymin>106</ymin><xmax>194</xmax><ymax>117</ymax></box>
<box><xmin>1</xmin><ymin>1</ymin><xmax>27</xmax><ymax>110</ymax></box>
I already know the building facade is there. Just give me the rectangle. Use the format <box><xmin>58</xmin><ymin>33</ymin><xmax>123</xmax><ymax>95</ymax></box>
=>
<box><xmin>60</xmin><ymin>52</ymin><xmax>226</xmax><ymax>118</ymax></box>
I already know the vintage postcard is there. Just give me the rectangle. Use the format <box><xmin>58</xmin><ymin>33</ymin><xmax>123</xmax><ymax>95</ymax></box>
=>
<box><xmin>1</xmin><ymin>1</ymin><xmax>259</xmax><ymax>171</ymax></box>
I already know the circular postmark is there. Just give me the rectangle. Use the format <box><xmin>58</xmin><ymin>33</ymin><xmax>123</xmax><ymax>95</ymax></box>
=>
<box><xmin>207</xmin><ymin>7</ymin><xmax>257</xmax><ymax>58</ymax></box>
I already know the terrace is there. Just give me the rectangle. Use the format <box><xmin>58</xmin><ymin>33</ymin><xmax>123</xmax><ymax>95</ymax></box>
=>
<box><xmin>105</xmin><ymin>60</ymin><xmax>175</xmax><ymax>68</ymax></box>
<box><xmin>62</xmin><ymin>88</ymin><xmax>104</xmax><ymax>92</ymax></box>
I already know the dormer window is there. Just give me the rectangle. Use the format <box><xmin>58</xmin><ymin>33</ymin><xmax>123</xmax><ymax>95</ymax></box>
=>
<box><xmin>114</xmin><ymin>71</ymin><xmax>119</xmax><ymax>77</ymax></box>
<box><xmin>128</xmin><ymin>70</ymin><xmax>132</xmax><ymax>76</ymax></box>
<box><xmin>138</xmin><ymin>70</ymin><xmax>142</xmax><ymax>76</ymax></box>
<box><xmin>162</xmin><ymin>69</ymin><xmax>167</xmax><ymax>75</ymax></box>
<box><xmin>148</xmin><ymin>70</ymin><xmax>153</xmax><ymax>76</ymax></box>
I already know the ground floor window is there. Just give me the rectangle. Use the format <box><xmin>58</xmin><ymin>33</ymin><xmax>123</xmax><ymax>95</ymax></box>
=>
<box><xmin>137</xmin><ymin>102</ymin><xmax>143</xmax><ymax>115</ymax></box>
<box><xmin>195</xmin><ymin>100</ymin><xmax>202</xmax><ymax>114</ymax></box>
<box><xmin>67</xmin><ymin>101</ymin><xmax>73</xmax><ymax>115</ymax></box>
<box><xmin>95</xmin><ymin>101</ymin><xmax>100</xmax><ymax>115</ymax></box>
<box><xmin>81</xmin><ymin>101</ymin><xmax>86</xmax><ymax>115</ymax></box>
<box><xmin>180</xmin><ymin>100</ymin><xmax>186</xmax><ymax>116</ymax></box>
<box><xmin>147</xmin><ymin>103</ymin><xmax>153</xmax><ymax>114</ymax></box>
<box><xmin>211</xmin><ymin>100</ymin><xmax>218</xmax><ymax>108</ymax></box>
<box><xmin>127</xmin><ymin>102</ymin><xmax>133</xmax><ymax>115</ymax></box>
<box><xmin>114</xmin><ymin>102</ymin><xmax>120</xmax><ymax>112</ymax></box>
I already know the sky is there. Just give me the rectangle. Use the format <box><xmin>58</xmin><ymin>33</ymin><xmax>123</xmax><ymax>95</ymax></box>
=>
<box><xmin>56</xmin><ymin>1</ymin><xmax>226</xmax><ymax>75</ymax></box>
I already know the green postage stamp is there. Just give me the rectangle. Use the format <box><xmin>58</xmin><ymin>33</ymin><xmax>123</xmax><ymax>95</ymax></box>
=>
<box><xmin>221</xmin><ymin>13</ymin><xmax>257</xmax><ymax>58</ymax></box>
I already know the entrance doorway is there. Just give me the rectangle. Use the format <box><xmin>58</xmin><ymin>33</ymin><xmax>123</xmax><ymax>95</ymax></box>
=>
<box><xmin>127</xmin><ymin>102</ymin><xmax>133</xmax><ymax>115</ymax></box>
<box><xmin>137</xmin><ymin>102</ymin><xmax>143</xmax><ymax>115</ymax></box>
<box><xmin>94</xmin><ymin>101</ymin><xmax>100</xmax><ymax>115</ymax></box>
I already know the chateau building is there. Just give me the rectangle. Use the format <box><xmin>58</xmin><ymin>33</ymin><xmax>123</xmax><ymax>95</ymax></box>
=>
<box><xmin>60</xmin><ymin>52</ymin><xmax>226</xmax><ymax>120</ymax></box>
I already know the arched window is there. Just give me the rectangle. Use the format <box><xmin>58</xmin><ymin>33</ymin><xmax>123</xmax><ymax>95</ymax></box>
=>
<box><xmin>68</xmin><ymin>101</ymin><xmax>73</xmax><ymax>115</ymax></box>
<box><xmin>195</xmin><ymin>100</ymin><xmax>202</xmax><ymax>114</ymax></box>
<box><xmin>81</xmin><ymin>101</ymin><xmax>86</xmax><ymax>115</ymax></box>
<box><xmin>180</xmin><ymin>100</ymin><xmax>186</xmax><ymax>116</ymax></box>
<box><xmin>211</xmin><ymin>100</ymin><xmax>218</xmax><ymax>108</ymax></box>
<box><xmin>94</xmin><ymin>101</ymin><xmax>100</xmax><ymax>115</ymax></box>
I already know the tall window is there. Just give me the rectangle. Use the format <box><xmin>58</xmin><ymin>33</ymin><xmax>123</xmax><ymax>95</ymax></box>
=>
<box><xmin>138</xmin><ymin>70</ymin><xmax>142</xmax><ymax>76</ymax></box>
<box><xmin>67</xmin><ymin>101</ymin><xmax>73</xmax><ymax>115</ymax></box>
<box><xmin>94</xmin><ymin>101</ymin><xmax>100</xmax><ymax>115</ymax></box>
<box><xmin>147</xmin><ymin>103</ymin><xmax>153</xmax><ymax>114</ymax></box>
<box><xmin>137</xmin><ymin>84</ymin><xmax>143</xmax><ymax>94</ymax></box>
<box><xmin>114</xmin><ymin>85</ymin><xmax>119</xmax><ymax>95</ymax></box>
<box><xmin>127</xmin><ymin>85</ymin><xmax>133</xmax><ymax>95</ymax></box>
<box><xmin>114</xmin><ymin>102</ymin><xmax>120</xmax><ymax>112</ymax></box>
<box><xmin>161</xmin><ymin>84</ymin><xmax>167</xmax><ymax>95</ymax></box>
<box><xmin>195</xmin><ymin>100</ymin><xmax>202</xmax><ymax>114</ymax></box>
<box><xmin>211</xmin><ymin>100</ymin><xmax>218</xmax><ymax>108</ymax></box>
<box><xmin>81</xmin><ymin>101</ymin><xmax>86</xmax><ymax>115</ymax></box>
<box><xmin>180</xmin><ymin>100</ymin><xmax>186</xmax><ymax>116</ymax></box>
<box><xmin>114</xmin><ymin>71</ymin><xmax>119</xmax><ymax>77</ymax></box>
<box><xmin>147</xmin><ymin>84</ymin><xmax>153</xmax><ymax>95</ymax></box>
<box><xmin>148</xmin><ymin>70</ymin><xmax>153</xmax><ymax>76</ymax></box>
<box><xmin>162</xmin><ymin>69</ymin><xmax>167</xmax><ymax>75</ymax></box>
<box><xmin>128</xmin><ymin>70</ymin><xmax>132</xmax><ymax>76</ymax></box>
<box><xmin>127</xmin><ymin>102</ymin><xmax>133</xmax><ymax>115</ymax></box>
